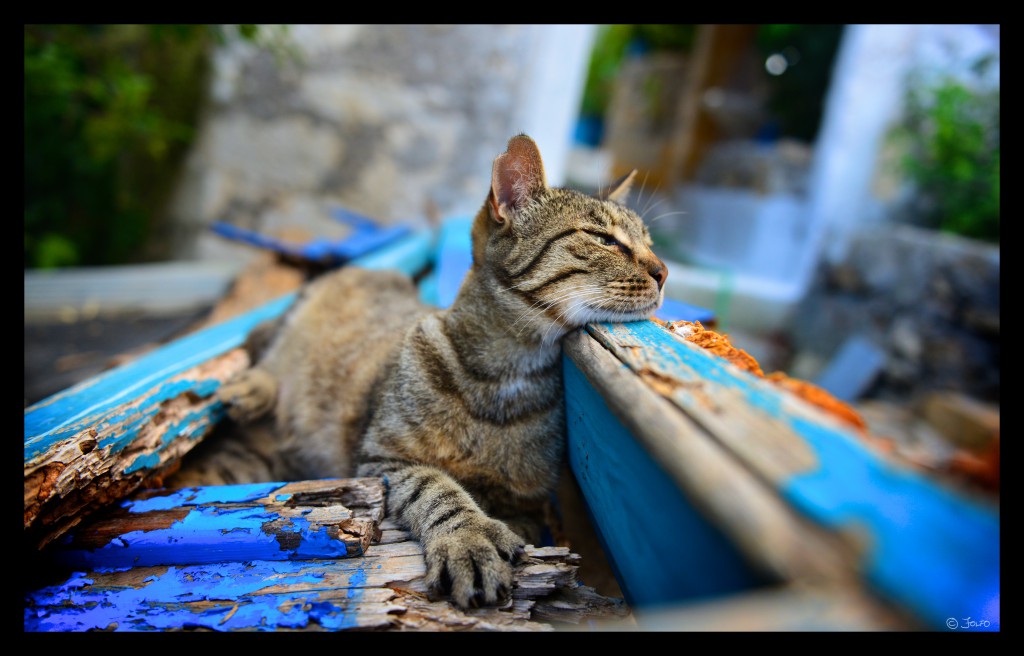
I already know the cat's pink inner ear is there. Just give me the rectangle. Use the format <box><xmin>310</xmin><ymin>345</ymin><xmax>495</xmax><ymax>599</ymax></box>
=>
<box><xmin>491</xmin><ymin>135</ymin><xmax>547</xmax><ymax>223</ymax></box>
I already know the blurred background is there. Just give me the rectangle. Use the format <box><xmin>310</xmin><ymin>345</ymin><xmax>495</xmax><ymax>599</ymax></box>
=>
<box><xmin>25</xmin><ymin>24</ymin><xmax>999</xmax><ymax>500</ymax></box>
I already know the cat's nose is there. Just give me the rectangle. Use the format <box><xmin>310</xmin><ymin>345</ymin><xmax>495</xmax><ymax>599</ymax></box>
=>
<box><xmin>648</xmin><ymin>260</ymin><xmax>668</xmax><ymax>291</ymax></box>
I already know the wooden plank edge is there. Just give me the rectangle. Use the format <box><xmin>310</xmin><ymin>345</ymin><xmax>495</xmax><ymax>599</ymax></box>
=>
<box><xmin>582</xmin><ymin>321</ymin><xmax>999</xmax><ymax>630</ymax></box>
<box><xmin>562</xmin><ymin>330</ymin><xmax>894</xmax><ymax>606</ymax></box>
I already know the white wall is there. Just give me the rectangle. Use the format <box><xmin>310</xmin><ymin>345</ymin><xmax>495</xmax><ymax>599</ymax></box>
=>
<box><xmin>169</xmin><ymin>24</ymin><xmax>597</xmax><ymax>263</ymax></box>
<box><xmin>804</xmin><ymin>23</ymin><xmax>1000</xmax><ymax>286</ymax></box>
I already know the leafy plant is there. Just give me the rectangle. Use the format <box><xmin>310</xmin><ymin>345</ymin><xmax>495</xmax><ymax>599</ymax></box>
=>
<box><xmin>895</xmin><ymin>57</ymin><xmax>999</xmax><ymax>243</ymax></box>
<box><xmin>24</xmin><ymin>24</ymin><xmax>287</xmax><ymax>269</ymax></box>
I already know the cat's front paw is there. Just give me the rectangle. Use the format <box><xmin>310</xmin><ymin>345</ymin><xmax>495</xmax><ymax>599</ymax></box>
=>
<box><xmin>216</xmin><ymin>368</ymin><xmax>277</xmax><ymax>423</ymax></box>
<box><xmin>424</xmin><ymin>518</ymin><xmax>527</xmax><ymax>609</ymax></box>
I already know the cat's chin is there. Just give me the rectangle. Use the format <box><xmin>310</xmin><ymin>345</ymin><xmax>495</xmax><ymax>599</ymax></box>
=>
<box><xmin>580</xmin><ymin>301</ymin><xmax>661</xmax><ymax>325</ymax></box>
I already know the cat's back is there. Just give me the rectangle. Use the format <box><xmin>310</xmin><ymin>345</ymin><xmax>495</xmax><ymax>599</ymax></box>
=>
<box><xmin>261</xmin><ymin>267</ymin><xmax>433</xmax><ymax>476</ymax></box>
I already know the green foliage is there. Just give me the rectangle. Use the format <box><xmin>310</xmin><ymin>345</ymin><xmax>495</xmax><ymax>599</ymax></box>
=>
<box><xmin>896</xmin><ymin>59</ymin><xmax>999</xmax><ymax>243</ymax></box>
<box><xmin>24</xmin><ymin>24</ymin><xmax>285</xmax><ymax>269</ymax></box>
<box><xmin>579</xmin><ymin>24</ymin><xmax>696</xmax><ymax>119</ymax></box>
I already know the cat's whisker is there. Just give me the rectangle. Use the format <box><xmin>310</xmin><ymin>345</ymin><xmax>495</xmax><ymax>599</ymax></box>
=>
<box><xmin>640</xmin><ymin>196</ymin><xmax>667</xmax><ymax>222</ymax></box>
<box><xmin>549</xmin><ymin>297</ymin><xmax>597</xmax><ymax>343</ymax></box>
<box><xmin>512</xmin><ymin>289</ymin><xmax>605</xmax><ymax>339</ymax></box>
<box><xmin>516</xmin><ymin>288</ymin><xmax>606</xmax><ymax>340</ymax></box>
<box><xmin>495</xmin><ymin>278</ymin><xmax>544</xmax><ymax>293</ymax></box>
<box><xmin>636</xmin><ymin>170</ymin><xmax>652</xmax><ymax>216</ymax></box>
<box><xmin>648</xmin><ymin>210</ymin><xmax>688</xmax><ymax>223</ymax></box>
<box><xmin>508</xmin><ymin>285</ymin><xmax>604</xmax><ymax>331</ymax></box>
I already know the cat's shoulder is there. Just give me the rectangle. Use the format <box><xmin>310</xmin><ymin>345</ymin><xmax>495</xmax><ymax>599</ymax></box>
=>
<box><xmin>308</xmin><ymin>266</ymin><xmax>419</xmax><ymax>297</ymax></box>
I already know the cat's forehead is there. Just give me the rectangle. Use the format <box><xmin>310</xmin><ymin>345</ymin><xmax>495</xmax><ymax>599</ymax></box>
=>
<box><xmin>546</xmin><ymin>188</ymin><xmax>650</xmax><ymax>238</ymax></box>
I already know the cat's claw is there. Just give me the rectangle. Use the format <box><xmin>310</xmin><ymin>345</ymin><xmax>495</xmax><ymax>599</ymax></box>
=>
<box><xmin>424</xmin><ymin>518</ymin><xmax>525</xmax><ymax>609</ymax></box>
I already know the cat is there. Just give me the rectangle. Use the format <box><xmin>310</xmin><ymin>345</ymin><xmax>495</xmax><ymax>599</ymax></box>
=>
<box><xmin>192</xmin><ymin>134</ymin><xmax>668</xmax><ymax>608</ymax></box>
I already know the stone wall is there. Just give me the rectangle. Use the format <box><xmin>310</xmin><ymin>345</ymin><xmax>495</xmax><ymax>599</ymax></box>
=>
<box><xmin>165</xmin><ymin>25</ymin><xmax>594</xmax><ymax>263</ymax></box>
<box><xmin>790</xmin><ymin>225</ymin><xmax>999</xmax><ymax>403</ymax></box>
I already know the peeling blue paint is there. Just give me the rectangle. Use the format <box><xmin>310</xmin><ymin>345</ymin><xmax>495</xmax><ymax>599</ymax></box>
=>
<box><xmin>274</xmin><ymin>493</ymin><xmax>293</xmax><ymax>502</ymax></box>
<box><xmin>124</xmin><ymin>482</ymin><xmax>286</xmax><ymax>513</ymax></box>
<box><xmin>25</xmin><ymin>559</ymin><xmax>367</xmax><ymax>631</ymax></box>
<box><xmin>59</xmin><ymin>489</ymin><xmax>355</xmax><ymax>570</ymax></box>
<box><xmin>125</xmin><ymin>452</ymin><xmax>161</xmax><ymax>475</ymax></box>
<box><xmin>787</xmin><ymin>415</ymin><xmax>1000</xmax><ymax>632</ymax></box>
<box><xmin>586</xmin><ymin>321</ymin><xmax>1000</xmax><ymax>630</ymax></box>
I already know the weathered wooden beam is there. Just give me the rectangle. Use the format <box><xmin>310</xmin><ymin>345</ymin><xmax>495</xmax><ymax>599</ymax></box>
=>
<box><xmin>24</xmin><ymin>347</ymin><xmax>252</xmax><ymax>550</ymax></box>
<box><xmin>563</xmin><ymin>331</ymin><xmax>860</xmax><ymax>595</ymax></box>
<box><xmin>51</xmin><ymin>478</ymin><xmax>385</xmax><ymax>570</ymax></box>
<box><xmin>24</xmin><ymin>229</ymin><xmax>437</xmax><ymax>550</ymax></box>
<box><xmin>25</xmin><ymin>536</ymin><xmax>628</xmax><ymax>632</ymax></box>
<box><xmin>569</xmin><ymin>321</ymin><xmax>1000</xmax><ymax>631</ymax></box>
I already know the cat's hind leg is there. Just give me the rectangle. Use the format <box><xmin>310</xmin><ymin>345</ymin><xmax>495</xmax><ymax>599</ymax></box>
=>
<box><xmin>217</xmin><ymin>367</ymin><xmax>278</xmax><ymax>423</ymax></box>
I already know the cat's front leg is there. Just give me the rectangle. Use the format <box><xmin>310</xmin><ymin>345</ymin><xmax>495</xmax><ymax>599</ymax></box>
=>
<box><xmin>362</xmin><ymin>462</ymin><xmax>526</xmax><ymax>608</ymax></box>
<box><xmin>216</xmin><ymin>367</ymin><xmax>278</xmax><ymax>423</ymax></box>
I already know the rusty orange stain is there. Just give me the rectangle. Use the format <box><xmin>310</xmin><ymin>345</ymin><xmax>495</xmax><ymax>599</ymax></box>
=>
<box><xmin>660</xmin><ymin>320</ymin><xmax>866</xmax><ymax>432</ymax></box>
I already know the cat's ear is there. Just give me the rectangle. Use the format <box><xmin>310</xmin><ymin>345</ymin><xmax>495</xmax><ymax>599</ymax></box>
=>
<box><xmin>488</xmin><ymin>134</ymin><xmax>548</xmax><ymax>224</ymax></box>
<box><xmin>597</xmin><ymin>169</ymin><xmax>637</xmax><ymax>204</ymax></box>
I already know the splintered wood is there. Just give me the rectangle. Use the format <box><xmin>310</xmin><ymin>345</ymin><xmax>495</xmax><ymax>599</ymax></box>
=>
<box><xmin>25</xmin><ymin>479</ymin><xmax>628</xmax><ymax>632</ymax></box>
<box><xmin>24</xmin><ymin>348</ymin><xmax>250</xmax><ymax>551</ymax></box>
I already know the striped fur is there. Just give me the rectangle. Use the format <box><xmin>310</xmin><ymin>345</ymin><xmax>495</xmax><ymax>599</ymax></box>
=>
<box><xmin>196</xmin><ymin>135</ymin><xmax>667</xmax><ymax>608</ymax></box>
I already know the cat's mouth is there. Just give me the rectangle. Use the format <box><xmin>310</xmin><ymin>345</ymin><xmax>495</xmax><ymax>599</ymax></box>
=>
<box><xmin>580</xmin><ymin>297</ymin><xmax>662</xmax><ymax>325</ymax></box>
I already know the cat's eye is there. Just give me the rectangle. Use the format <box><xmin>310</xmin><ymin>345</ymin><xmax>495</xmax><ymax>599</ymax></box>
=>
<box><xmin>597</xmin><ymin>234</ymin><xmax>631</xmax><ymax>256</ymax></box>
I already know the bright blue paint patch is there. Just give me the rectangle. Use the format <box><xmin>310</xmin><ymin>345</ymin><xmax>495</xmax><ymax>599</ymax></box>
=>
<box><xmin>349</xmin><ymin>228</ymin><xmax>435</xmax><ymax>276</ymax></box>
<box><xmin>24</xmin><ymin>293</ymin><xmax>296</xmax><ymax>450</ymax></box>
<box><xmin>25</xmin><ymin>559</ymin><xmax>367</xmax><ymax>631</ymax></box>
<box><xmin>563</xmin><ymin>353</ymin><xmax>763</xmax><ymax>608</ymax></box>
<box><xmin>124</xmin><ymin>482</ymin><xmax>285</xmax><ymax>513</ymax></box>
<box><xmin>162</xmin><ymin>410</ymin><xmax>215</xmax><ymax>445</ymax></box>
<box><xmin>588</xmin><ymin>321</ymin><xmax>1000</xmax><ymax>629</ymax></box>
<box><xmin>435</xmin><ymin>216</ymin><xmax>473</xmax><ymax>308</ymax></box>
<box><xmin>786</xmin><ymin>415</ymin><xmax>1000</xmax><ymax>631</ymax></box>
<box><xmin>346</xmin><ymin>566</ymin><xmax>366</xmax><ymax>601</ymax></box>
<box><xmin>418</xmin><ymin>269</ymin><xmax>440</xmax><ymax>307</ymax></box>
<box><xmin>291</xmin><ymin>520</ymin><xmax>348</xmax><ymax>559</ymax></box>
<box><xmin>655</xmin><ymin>297</ymin><xmax>715</xmax><ymax>323</ymax></box>
<box><xmin>274</xmin><ymin>494</ymin><xmax>293</xmax><ymax>502</ymax></box>
<box><xmin>60</xmin><ymin>491</ymin><xmax>354</xmax><ymax>569</ymax></box>
<box><xmin>124</xmin><ymin>452</ymin><xmax>161</xmax><ymax>475</ymax></box>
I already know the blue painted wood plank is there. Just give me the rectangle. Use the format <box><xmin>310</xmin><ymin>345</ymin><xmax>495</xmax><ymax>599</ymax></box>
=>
<box><xmin>24</xmin><ymin>558</ymin><xmax>386</xmax><ymax>631</ymax></box>
<box><xmin>563</xmin><ymin>352</ymin><xmax>765</xmax><ymax>608</ymax></box>
<box><xmin>585</xmin><ymin>320</ymin><xmax>1000</xmax><ymax>631</ymax></box>
<box><xmin>211</xmin><ymin>205</ymin><xmax>412</xmax><ymax>266</ymax></box>
<box><xmin>52</xmin><ymin>479</ymin><xmax>384</xmax><ymax>570</ymax></box>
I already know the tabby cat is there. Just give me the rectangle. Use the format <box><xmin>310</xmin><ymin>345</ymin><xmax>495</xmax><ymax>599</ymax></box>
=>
<box><xmin>200</xmin><ymin>134</ymin><xmax>667</xmax><ymax>608</ymax></box>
